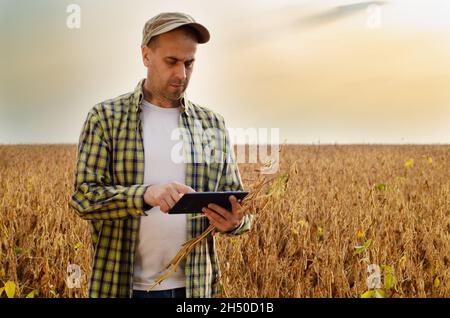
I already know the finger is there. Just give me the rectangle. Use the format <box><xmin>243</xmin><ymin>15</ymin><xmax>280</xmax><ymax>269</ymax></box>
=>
<box><xmin>206</xmin><ymin>204</ymin><xmax>229</xmax><ymax>221</ymax></box>
<box><xmin>204</xmin><ymin>212</ymin><xmax>219</xmax><ymax>228</ymax></box>
<box><xmin>205</xmin><ymin>208</ymin><xmax>241</xmax><ymax>232</ymax></box>
<box><xmin>174</xmin><ymin>182</ymin><xmax>196</xmax><ymax>194</ymax></box>
<box><xmin>229</xmin><ymin>195</ymin><xmax>241</xmax><ymax>215</ymax></box>
<box><xmin>163</xmin><ymin>195</ymin><xmax>176</xmax><ymax>210</ymax></box>
<box><xmin>168</xmin><ymin>187</ymin><xmax>181</xmax><ymax>204</ymax></box>
<box><xmin>203</xmin><ymin>207</ymin><xmax>225</xmax><ymax>225</ymax></box>
<box><xmin>229</xmin><ymin>195</ymin><xmax>243</xmax><ymax>218</ymax></box>
<box><xmin>159</xmin><ymin>200</ymin><xmax>170</xmax><ymax>213</ymax></box>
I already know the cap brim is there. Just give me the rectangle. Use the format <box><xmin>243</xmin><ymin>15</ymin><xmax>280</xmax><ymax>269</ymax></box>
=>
<box><xmin>186</xmin><ymin>22</ymin><xmax>210</xmax><ymax>44</ymax></box>
<box><xmin>153</xmin><ymin>22</ymin><xmax>210</xmax><ymax>44</ymax></box>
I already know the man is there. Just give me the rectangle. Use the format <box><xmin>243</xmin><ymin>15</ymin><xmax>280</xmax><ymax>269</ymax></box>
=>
<box><xmin>69</xmin><ymin>12</ymin><xmax>253</xmax><ymax>298</ymax></box>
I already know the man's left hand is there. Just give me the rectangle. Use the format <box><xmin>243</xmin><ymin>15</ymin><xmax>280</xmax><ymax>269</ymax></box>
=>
<box><xmin>202</xmin><ymin>195</ymin><xmax>245</xmax><ymax>233</ymax></box>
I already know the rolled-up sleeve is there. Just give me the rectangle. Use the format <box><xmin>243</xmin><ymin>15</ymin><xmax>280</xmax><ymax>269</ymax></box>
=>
<box><xmin>69</xmin><ymin>109</ymin><xmax>152</xmax><ymax>221</ymax></box>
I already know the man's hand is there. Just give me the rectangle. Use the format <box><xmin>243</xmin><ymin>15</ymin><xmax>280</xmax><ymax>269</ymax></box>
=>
<box><xmin>144</xmin><ymin>181</ymin><xmax>195</xmax><ymax>213</ymax></box>
<box><xmin>202</xmin><ymin>195</ymin><xmax>245</xmax><ymax>233</ymax></box>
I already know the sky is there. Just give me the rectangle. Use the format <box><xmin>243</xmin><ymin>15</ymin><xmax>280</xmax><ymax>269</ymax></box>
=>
<box><xmin>0</xmin><ymin>0</ymin><xmax>449</xmax><ymax>144</ymax></box>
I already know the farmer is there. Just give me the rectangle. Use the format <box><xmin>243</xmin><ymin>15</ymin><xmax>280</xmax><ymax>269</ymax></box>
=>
<box><xmin>69</xmin><ymin>12</ymin><xmax>253</xmax><ymax>298</ymax></box>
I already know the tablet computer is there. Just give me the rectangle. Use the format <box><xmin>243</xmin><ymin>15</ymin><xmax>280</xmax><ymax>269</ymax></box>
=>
<box><xmin>168</xmin><ymin>191</ymin><xmax>249</xmax><ymax>214</ymax></box>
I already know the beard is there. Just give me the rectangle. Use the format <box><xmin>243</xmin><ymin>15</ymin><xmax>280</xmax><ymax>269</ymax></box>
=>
<box><xmin>164</xmin><ymin>81</ymin><xmax>187</xmax><ymax>100</ymax></box>
<box><xmin>144</xmin><ymin>76</ymin><xmax>188</xmax><ymax>104</ymax></box>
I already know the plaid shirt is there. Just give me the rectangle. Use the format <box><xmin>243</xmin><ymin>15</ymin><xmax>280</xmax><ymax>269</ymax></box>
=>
<box><xmin>69</xmin><ymin>79</ymin><xmax>253</xmax><ymax>298</ymax></box>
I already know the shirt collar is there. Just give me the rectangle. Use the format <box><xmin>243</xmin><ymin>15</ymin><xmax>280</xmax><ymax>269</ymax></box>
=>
<box><xmin>133</xmin><ymin>78</ymin><xmax>192</xmax><ymax>117</ymax></box>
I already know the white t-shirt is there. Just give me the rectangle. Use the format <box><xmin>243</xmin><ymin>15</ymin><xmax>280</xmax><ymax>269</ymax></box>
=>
<box><xmin>133</xmin><ymin>99</ymin><xmax>187</xmax><ymax>291</ymax></box>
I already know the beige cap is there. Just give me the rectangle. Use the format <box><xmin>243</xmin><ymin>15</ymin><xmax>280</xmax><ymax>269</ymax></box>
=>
<box><xmin>142</xmin><ymin>12</ymin><xmax>210</xmax><ymax>46</ymax></box>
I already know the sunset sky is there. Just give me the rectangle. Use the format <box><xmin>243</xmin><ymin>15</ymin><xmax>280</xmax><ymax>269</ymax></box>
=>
<box><xmin>0</xmin><ymin>0</ymin><xmax>449</xmax><ymax>144</ymax></box>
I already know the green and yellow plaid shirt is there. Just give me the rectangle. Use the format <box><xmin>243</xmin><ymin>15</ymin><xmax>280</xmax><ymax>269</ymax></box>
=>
<box><xmin>69</xmin><ymin>79</ymin><xmax>253</xmax><ymax>298</ymax></box>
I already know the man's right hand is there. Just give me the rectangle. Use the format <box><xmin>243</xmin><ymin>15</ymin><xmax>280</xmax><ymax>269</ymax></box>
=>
<box><xmin>144</xmin><ymin>181</ymin><xmax>195</xmax><ymax>213</ymax></box>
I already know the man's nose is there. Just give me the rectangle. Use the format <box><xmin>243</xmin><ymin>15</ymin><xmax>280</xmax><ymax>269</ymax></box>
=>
<box><xmin>174</xmin><ymin>63</ymin><xmax>187</xmax><ymax>81</ymax></box>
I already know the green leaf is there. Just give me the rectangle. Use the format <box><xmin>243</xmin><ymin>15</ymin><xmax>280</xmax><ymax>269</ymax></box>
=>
<box><xmin>383</xmin><ymin>265</ymin><xmax>395</xmax><ymax>290</ymax></box>
<box><xmin>364</xmin><ymin>239</ymin><xmax>373</xmax><ymax>248</ymax></box>
<box><xmin>14</xmin><ymin>246</ymin><xmax>22</xmax><ymax>256</ymax></box>
<box><xmin>354</xmin><ymin>239</ymin><xmax>372</xmax><ymax>255</ymax></box>
<box><xmin>375</xmin><ymin>183</ymin><xmax>386</xmax><ymax>191</ymax></box>
<box><xmin>384</xmin><ymin>274</ymin><xmax>394</xmax><ymax>290</ymax></box>
<box><xmin>74</xmin><ymin>242</ymin><xmax>82</xmax><ymax>251</ymax></box>
<box><xmin>433</xmin><ymin>276</ymin><xmax>440</xmax><ymax>288</ymax></box>
<box><xmin>361</xmin><ymin>290</ymin><xmax>375</xmax><ymax>298</ymax></box>
<box><xmin>317</xmin><ymin>226</ymin><xmax>324</xmax><ymax>240</ymax></box>
<box><xmin>4</xmin><ymin>281</ymin><xmax>16</xmax><ymax>298</ymax></box>
<box><xmin>26</xmin><ymin>289</ymin><xmax>38</xmax><ymax>298</ymax></box>
<box><xmin>49</xmin><ymin>290</ymin><xmax>59</xmax><ymax>298</ymax></box>
<box><xmin>404</xmin><ymin>159</ymin><xmax>414</xmax><ymax>167</ymax></box>
<box><xmin>354</xmin><ymin>246</ymin><xmax>365</xmax><ymax>255</ymax></box>
<box><xmin>374</xmin><ymin>289</ymin><xmax>386</xmax><ymax>298</ymax></box>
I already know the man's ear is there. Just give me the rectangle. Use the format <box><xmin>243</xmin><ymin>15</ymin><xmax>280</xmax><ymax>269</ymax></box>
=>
<box><xmin>141</xmin><ymin>45</ymin><xmax>151</xmax><ymax>67</ymax></box>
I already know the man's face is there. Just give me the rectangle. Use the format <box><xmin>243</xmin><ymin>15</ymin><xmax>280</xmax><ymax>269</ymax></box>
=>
<box><xmin>142</xmin><ymin>28</ymin><xmax>198</xmax><ymax>102</ymax></box>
